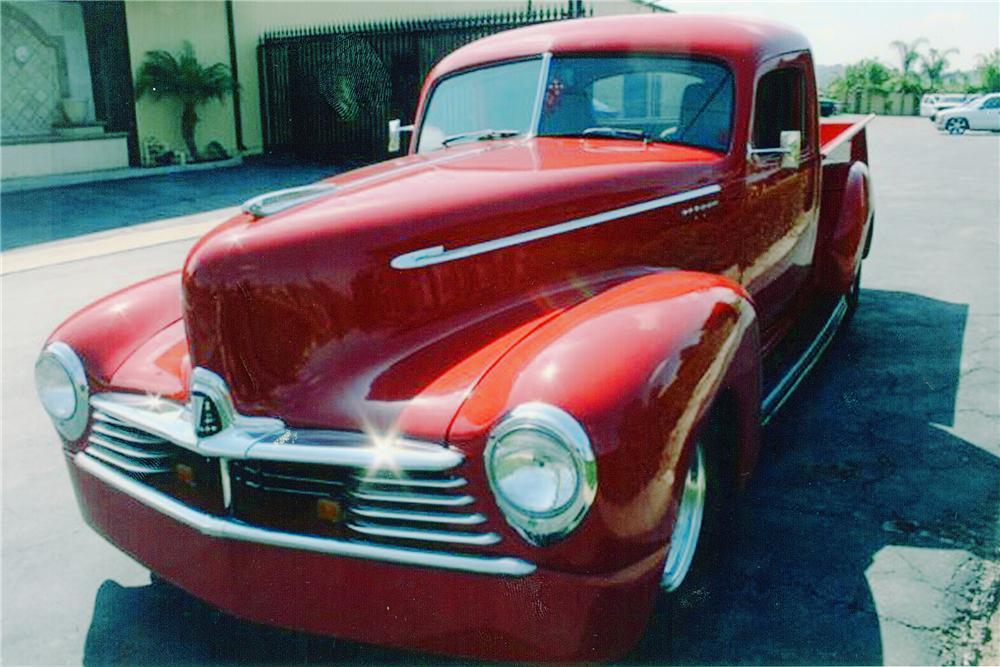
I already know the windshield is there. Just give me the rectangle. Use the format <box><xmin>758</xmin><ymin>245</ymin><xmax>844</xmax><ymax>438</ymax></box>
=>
<box><xmin>417</xmin><ymin>58</ymin><xmax>544</xmax><ymax>152</ymax></box>
<box><xmin>417</xmin><ymin>55</ymin><xmax>733</xmax><ymax>154</ymax></box>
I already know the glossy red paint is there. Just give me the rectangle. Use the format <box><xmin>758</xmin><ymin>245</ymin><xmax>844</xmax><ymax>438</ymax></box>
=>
<box><xmin>43</xmin><ymin>14</ymin><xmax>875</xmax><ymax>662</ymax></box>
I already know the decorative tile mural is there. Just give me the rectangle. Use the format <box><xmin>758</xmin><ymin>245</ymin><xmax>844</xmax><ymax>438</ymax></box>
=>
<box><xmin>1</xmin><ymin>4</ymin><xmax>68</xmax><ymax>137</ymax></box>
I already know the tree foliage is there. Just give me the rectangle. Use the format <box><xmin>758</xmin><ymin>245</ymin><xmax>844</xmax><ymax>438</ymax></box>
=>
<box><xmin>890</xmin><ymin>38</ymin><xmax>927</xmax><ymax>94</ymax></box>
<box><xmin>975</xmin><ymin>49</ymin><xmax>1000</xmax><ymax>92</ymax></box>
<box><xmin>135</xmin><ymin>42</ymin><xmax>237</xmax><ymax>161</ymax></box>
<box><xmin>825</xmin><ymin>37</ymin><xmax>992</xmax><ymax>105</ymax></box>
<box><xmin>920</xmin><ymin>47</ymin><xmax>959</xmax><ymax>91</ymax></box>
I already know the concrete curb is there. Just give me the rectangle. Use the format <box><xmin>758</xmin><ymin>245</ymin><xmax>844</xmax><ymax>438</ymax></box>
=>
<box><xmin>0</xmin><ymin>156</ymin><xmax>244</xmax><ymax>194</ymax></box>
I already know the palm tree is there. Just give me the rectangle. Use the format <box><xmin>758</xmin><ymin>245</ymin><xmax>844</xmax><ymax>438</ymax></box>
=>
<box><xmin>890</xmin><ymin>38</ymin><xmax>927</xmax><ymax>94</ymax></box>
<box><xmin>135</xmin><ymin>42</ymin><xmax>236</xmax><ymax>161</ymax></box>
<box><xmin>920</xmin><ymin>47</ymin><xmax>959</xmax><ymax>91</ymax></box>
<box><xmin>828</xmin><ymin>59</ymin><xmax>891</xmax><ymax>112</ymax></box>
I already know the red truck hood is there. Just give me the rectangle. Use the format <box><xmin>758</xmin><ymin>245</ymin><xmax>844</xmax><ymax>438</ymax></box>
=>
<box><xmin>182</xmin><ymin>137</ymin><xmax>722</xmax><ymax>440</ymax></box>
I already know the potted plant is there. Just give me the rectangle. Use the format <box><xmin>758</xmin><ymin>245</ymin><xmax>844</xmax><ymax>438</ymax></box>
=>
<box><xmin>135</xmin><ymin>41</ymin><xmax>236</xmax><ymax>162</ymax></box>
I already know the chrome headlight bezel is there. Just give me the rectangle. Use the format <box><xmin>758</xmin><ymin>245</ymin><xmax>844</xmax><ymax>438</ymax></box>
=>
<box><xmin>484</xmin><ymin>403</ymin><xmax>597</xmax><ymax>545</ymax></box>
<box><xmin>35</xmin><ymin>342</ymin><xmax>89</xmax><ymax>440</ymax></box>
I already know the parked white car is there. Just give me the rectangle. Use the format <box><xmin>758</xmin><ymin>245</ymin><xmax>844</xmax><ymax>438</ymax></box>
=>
<box><xmin>924</xmin><ymin>93</ymin><xmax>981</xmax><ymax>120</ymax></box>
<box><xmin>920</xmin><ymin>94</ymin><xmax>941</xmax><ymax>117</ymax></box>
<box><xmin>935</xmin><ymin>93</ymin><xmax>1000</xmax><ymax>134</ymax></box>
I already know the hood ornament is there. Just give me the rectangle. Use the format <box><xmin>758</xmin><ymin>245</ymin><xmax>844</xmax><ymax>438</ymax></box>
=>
<box><xmin>189</xmin><ymin>368</ymin><xmax>286</xmax><ymax>456</ymax></box>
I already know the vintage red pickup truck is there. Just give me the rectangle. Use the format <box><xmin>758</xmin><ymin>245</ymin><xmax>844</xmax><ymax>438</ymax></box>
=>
<box><xmin>35</xmin><ymin>14</ymin><xmax>874</xmax><ymax>662</ymax></box>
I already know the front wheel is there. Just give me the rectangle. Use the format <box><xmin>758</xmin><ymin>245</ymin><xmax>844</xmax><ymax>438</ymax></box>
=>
<box><xmin>632</xmin><ymin>431</ymin><xmax>735</xmax><ymax>660</ymax></box>
<box><xmin>659</xmin><ymin>435</ymin><xmax>734</xmax><ymax>604</ymax></box>
<box><xmin>660</xmin><ymin>446</ymin><xmax>707</xmax><ymax>592</ymax></box>
<box><xmin>946</xmin><ymin>118</ymin><xmax>969</xmax><ymax>134</ymax></box>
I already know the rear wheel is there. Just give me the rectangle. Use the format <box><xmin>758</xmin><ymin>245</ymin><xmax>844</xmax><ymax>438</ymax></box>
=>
<box><xmin>946</xmin><ymin>118</ymin><xmax>969</xmax><ymax>134</ymax></box>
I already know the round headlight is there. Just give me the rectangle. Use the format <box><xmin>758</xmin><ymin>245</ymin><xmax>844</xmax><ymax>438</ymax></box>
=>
<box><xmin>485</xmin><ymin>403</ymin><xmax>597</xmax><ymax>545</ymax></box>
<box><xmin>34</xmin><ymin>342</ymin><xmax>89</xmax><ymax>440</ymax></box>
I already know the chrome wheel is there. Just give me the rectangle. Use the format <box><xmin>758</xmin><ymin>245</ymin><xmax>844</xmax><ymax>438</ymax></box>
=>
<box><xmin>946</xmin><ymin>118</ymin><xmax>968</xmax><ymax>134</ymax></box>
<box><xmin>660</xmin><ymin>445</ymin><xmax>707</xmax><ymax>592</ymax></box>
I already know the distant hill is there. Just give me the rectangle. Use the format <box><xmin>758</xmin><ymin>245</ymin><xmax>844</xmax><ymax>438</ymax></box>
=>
<box><xmin>815</xmin><ymin>64</ymin><xmax>845</xmax><ymax>92</ymax></box>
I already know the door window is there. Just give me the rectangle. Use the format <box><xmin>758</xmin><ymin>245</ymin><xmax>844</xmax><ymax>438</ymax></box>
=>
<box><xmin>752</xmin><ymin>68</ymin><xmax>807</xmax><ymax>150</ymax></box>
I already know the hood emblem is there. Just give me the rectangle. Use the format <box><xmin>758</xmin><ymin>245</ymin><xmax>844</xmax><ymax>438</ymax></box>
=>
<box><xmin>189</xmin><ymin>368</ymin><xmax>285</xmax><ymax>450</ymax></box>
<box><xmin>194</xmin><ymin>393</ymin><xmax>225</xmax><ymax>437</ymax></box>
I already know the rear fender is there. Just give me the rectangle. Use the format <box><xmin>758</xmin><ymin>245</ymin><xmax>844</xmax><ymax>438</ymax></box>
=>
<box><xmin>449</xmin><ymin>271</ymin><xmax>761</xmax><ymax>572</ymax></box>
<box><xmin>816</xmin><ymin>160</ymin><xmax>873</xmax><ymax>294</ymax></box>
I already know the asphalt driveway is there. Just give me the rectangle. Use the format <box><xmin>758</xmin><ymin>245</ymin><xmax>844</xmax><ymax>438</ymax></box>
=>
<box><xmin>0</xmin><ymin>158</ymin><xmax>337</xmax><ymax>250</ymax></box>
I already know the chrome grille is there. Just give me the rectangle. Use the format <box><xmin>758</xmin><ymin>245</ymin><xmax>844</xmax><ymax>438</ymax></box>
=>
<box><xmin>87</xmin><ymin>410</ymin><xmax>176</xmax><ymax>475</ymax></box>
<box><xmin>78</xmin><ymin>390</ymin><xmax>530</xmax><ymax>575</ymax></box>
<box><xmin>231</xmin><ymin>462</ymin><xmax>500</xmax><ymax>547</ymax></box>
<box><xmin>84</xmin><ymin>393</ymin><xmax>501</xmax><ymax>552</ymax></box>
<box><xmin>347</xmin><ymin>473</ymin><xmax>498</xmax><ymax>545</ymax></box>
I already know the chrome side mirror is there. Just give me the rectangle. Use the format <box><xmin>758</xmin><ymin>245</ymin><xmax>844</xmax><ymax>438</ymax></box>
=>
<box><xmin>779</xmin><ymin>130</ymin><xmax>802</xmax><ymax>169</ymax></box>
<box><xmin>388</xmin><ymin>118</ymin><xmax>414</xmax><ymax>153</ymax></box>
<box><xmin>748</xmin><ymin>129</ymin><xmax>802</xmax><ymax>169</ymax></box>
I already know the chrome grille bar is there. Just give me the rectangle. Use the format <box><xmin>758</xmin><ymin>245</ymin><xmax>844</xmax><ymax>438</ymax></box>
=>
<box><xmin>87</xmin><ymin>405</ymin><xmax>178</xmax><ymax>477</ymax></box>
<box><xmin>353</xmin><ymin>474</ymin><xmax>467</xmax><ymax>489</ymax></box>
<box><xmin>350</xmin><ymin>489</ymin><xmax>475</xmax><ymax>507</ymax></box>
<box><xmin>351</xmin><ymin>506</ymin><xmax>487</xmax><ymax>526</ymax></box>
<box><xmin>92</xmin><ymin>419</ymin><xmax>169</xmax><ymax>445</ymax></box>
<box><xmin>88</xmin><ymin>433</ymin><xmax>173</xmax><ymax>460</ymax></box>
<box><xmin>86</xmin><ymin>443</ymin><xmax>173</xmax><ymax>475</ymax></box>
<box><xmin>347</xmin><ymin>521</ymin><xmax>501</xmax><ymax>546</ymax></box>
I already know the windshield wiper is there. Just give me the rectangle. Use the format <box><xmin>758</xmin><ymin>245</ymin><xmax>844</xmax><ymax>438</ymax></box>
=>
<box><xmin>441</xmin><ymin>128</ymin><xmax>521</xmax><ymax>147</ymax></box>
<box><xmin>580</xmin><ymin>127</ymin><xmax>650</xmax><ymax>142</ymax></box>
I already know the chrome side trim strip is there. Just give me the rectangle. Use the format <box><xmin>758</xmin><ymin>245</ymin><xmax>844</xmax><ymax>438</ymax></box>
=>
<box><xmin>76</xmin><ymin>453</ymin><xmax>536</xmax><ymax>577</ymax></box>
<box><xmin>391</xmin><ymin>184</ymin><xmax>722</xmax><ymax>269</ymax></box>
<box><xmin>761</xmin><ymin>297</ymin><xmax>848</xmax><ymax>425</ymax></box>
<box><xmin>347</xmin><ymin>522</ymin><xmax>501</xmax><ymax>546</ymax></box>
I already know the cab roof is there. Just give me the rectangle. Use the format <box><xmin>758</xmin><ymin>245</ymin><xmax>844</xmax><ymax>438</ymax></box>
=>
<box><xmin>431</xmin><ymin>14</ymin><xmax>811</xmax><ymax>77</ymax></box>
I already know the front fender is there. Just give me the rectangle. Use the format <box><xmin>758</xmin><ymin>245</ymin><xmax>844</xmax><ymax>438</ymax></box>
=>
<box><xmin>47</xmin><ymin>271</ymin><xmax>187</xmax><ymax>403</ymax></box>
<box><xmin>449</xmin><ymin>270</ymin><xmax>761</xmax><ymax>573</ymax></box>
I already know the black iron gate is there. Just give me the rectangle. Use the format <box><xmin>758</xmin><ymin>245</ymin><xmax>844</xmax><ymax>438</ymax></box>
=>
<box><xmin>258</xmin><ymin>5</ymin><xmax>584</xmax><ymax>164</ymax></box>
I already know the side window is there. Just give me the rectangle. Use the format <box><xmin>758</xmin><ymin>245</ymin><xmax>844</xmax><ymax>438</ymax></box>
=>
<box><xmin>752</xmin><ymin>68</ymin><xmax>806</xmax><ymax>149</ymax></box>
<box><xmin>982</xmin><ymin>97</ymin><xmax>1000</xmax><ymax>109</ymax></box>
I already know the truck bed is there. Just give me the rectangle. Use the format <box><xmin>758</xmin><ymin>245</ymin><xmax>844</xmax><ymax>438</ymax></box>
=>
<box><xmin>820</xmin><ymin>114</ymin><xmax>876</xmax><ymax>163</ymax></box>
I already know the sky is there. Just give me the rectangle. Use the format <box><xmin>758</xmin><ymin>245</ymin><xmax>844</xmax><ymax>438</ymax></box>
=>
<box><xmin>661</xmin><ymin>1</ymin><xmax>999</xmax><ymax>69</ymax></box>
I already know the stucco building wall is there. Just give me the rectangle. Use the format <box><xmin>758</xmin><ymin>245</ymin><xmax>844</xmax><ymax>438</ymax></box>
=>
<box><xmin>125</xmin><ymin>0</ymin><xmax>662</xmax><ymax>158</ymax></box>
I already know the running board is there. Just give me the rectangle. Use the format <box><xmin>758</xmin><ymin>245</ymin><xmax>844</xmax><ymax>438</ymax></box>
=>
<box><xmin>760</xmin><ymin>297</ymin><xmax>849</xmax><ymax>425</ymax></box>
